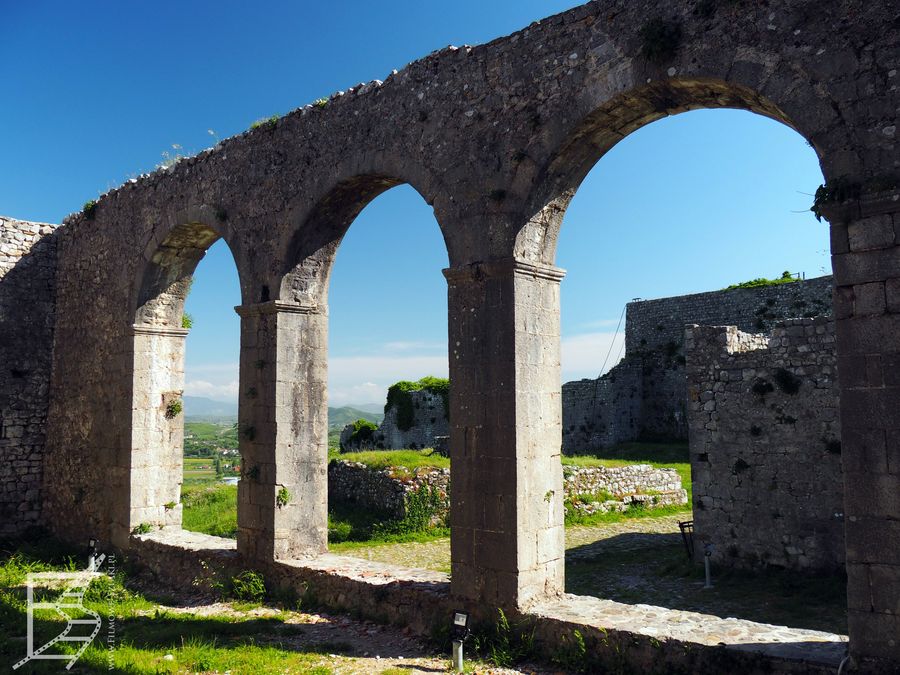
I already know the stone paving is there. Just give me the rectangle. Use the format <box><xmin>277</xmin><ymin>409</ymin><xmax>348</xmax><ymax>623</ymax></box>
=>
<box><xmin>336</xmin><ymin>517</ymin><xmax>849</xmax><ymax>667</ymax></box>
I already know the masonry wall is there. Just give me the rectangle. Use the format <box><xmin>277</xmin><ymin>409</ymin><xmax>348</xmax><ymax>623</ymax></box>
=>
<box><xmin>626</xmin><ymin>276</ymin><xmax>834</xmax><ymax>353</ymax></box>
<box><xmin>562</xmin><ymin>277</ymin><xmax>834</xmax><ymax>453</ymax></box>
<box><xmin>685</xmin><ymin>318</ymin><xmax>843</xmax><ymax>571</ymax></box>
<box><xmin>327</xmin><ymin>458</ymin><xmax>685</xmax><ymax>521</ymax></box>
<box><xmin>342</xmin><ymin>389</ymin><xmax>449</xmax><ymax>451</ymax></box>
<box><xmin>0</xmin><ymin>216</ymin><xmax>58</xmax><ymax>537</ymax></box>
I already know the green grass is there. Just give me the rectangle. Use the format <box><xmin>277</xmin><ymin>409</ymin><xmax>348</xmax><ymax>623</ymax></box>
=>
<box><xmin>0</xmin><ymin>537</ymin><xmax>349</xmax><ymax>673</ymax></box>
<box><xmin>331</xmin><ymin>448</ymin><xmax>449</xmax><ymax>473</ymax></box>
<box><xmin>182</xmin><ymin>484</ymin><xmax>237</xmax><ymax>538</ymax></box>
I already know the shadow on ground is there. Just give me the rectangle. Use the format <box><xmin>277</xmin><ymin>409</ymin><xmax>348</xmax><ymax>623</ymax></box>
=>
<box><xmin>564</xmin><ymin>532</ymin><xmax>847</xmax><ymax>634</ymax></box>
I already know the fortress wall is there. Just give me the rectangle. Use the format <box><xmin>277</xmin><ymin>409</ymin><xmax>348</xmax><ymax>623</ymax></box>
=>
<box><xmin>685</xmin><ymin>318</ymin><xmax>843</xmax><ymax>571</ymax></box>
<box><xmin>0</xmin><ymin>216</ymin><xmax>58</xmax><ymax>537</ymax></box>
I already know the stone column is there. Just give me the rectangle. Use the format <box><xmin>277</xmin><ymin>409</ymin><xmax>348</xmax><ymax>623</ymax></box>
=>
<box><xmin>829</xmin><ymin>195</ymin><xmax>900</xmax><ymax>668</ymax></box>
<box><xmin>119</xmin><ymin>324</ymin><xmax>188</xmax><ymax>548</ymax></box>
<box><xmin>443</xmin><ymin>258</ymin><xmax>565</xmax><ymax>611</ymax></box>
<box><xmin>234</xmin><ymin>301</ymin><xmax>328</xmax><ymax>562</ymax></box>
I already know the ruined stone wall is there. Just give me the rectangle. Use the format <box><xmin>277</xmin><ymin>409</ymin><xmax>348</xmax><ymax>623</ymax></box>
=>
<box><xmin>328</xmin><ymin>458</ymin><xmax>685</xmax><ymax>521</ymax></box>
<box><xmin>685</xmin><ymin>318</ymin><xmax>843</xmax><ymax>571</ymax></box>
<box><xmin>328</xmin><ymin>460</ymin><xmax>451</xmax><ymax>522</ymax></box>
<box><xmin>562</xmin><ymin>360</ymin><xmax>642</xmax><ymax>452</ymax></box>
<box><xmin>344</xmin><ymin>389</ymin><xmax>449</xmax><ymax>451</ymax></box>
<box><xmin>0</xmin><ymin>216</ymin><xmax>58</xmax><ymax>537</ymax></box>
<box><xmin>626</xmin><ymin>276</ymin><xmax>834</xmax><ymax>353</ymax></box>
<box><xmin>562</xmin><ymin>277</ymin><xmax>834</xmax><ymax>452</ymax></box>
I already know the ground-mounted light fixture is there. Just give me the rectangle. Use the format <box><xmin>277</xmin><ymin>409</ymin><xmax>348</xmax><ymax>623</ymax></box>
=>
<box><xmin>87</xmin><ymin>537</ymin><xmax>98</xmax><ymax>571</ymax></box>
<box><xmin>450</xmin><ymin>610</ymin><xmax>469</xmax><ymax>672</ymax></box>
<box><xmin>703</xmin><ymin>543</ymin><xmax>715</xmax><ymax>589</ymax></box>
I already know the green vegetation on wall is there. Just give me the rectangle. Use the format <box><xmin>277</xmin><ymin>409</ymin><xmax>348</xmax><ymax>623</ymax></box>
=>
<box><xmin>385</xmin><ymin>376</ymin><xmax>449</xmax><ymax>431</ymax></box>
<box><xmin>346</xmin><ymin>419</ymin><xmax>377</xmax><ymax>447</ymax></box>
<box><xmin>724</xmin><ymin>271</ymin><xmax>797</xmax><ymax>291</ymax></box>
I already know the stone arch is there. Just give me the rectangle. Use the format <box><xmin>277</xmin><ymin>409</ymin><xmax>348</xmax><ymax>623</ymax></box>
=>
<box><xmin>279</xmin><ymin>172</ymin><xmax>453</xmax><ymax>306</ymax></box>
<box><xmin>119</xmin><ymin>211</ymin><xmax>245</xmax><ymax>548</ymax></box>
<box><xmin>514</xmin><ymin>78</ymin><xmax>836</xmax><ymax>264</ymax></box>
<box><xmin>246</xmin><ymin>173</ymin><xmax>452</xmax><ymax>559</ymax></box>
<box><xmin>132</xmin><ymin>207</ymin><xmax>249</xmax><ymax>324</ymax></box>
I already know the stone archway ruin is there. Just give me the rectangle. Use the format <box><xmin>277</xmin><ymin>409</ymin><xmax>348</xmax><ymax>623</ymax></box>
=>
<box><xmin>1</xmin><ymin>1</ymin><xmax>897</xmax><ymax>671</ymax></box>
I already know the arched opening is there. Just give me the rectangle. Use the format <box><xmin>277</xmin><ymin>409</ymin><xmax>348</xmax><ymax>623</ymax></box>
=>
<box><xmin>544</xmin><ymin>103</ymin><xmax>844</xmax><ymax>634</ymax></box>
<box><xmin>321</xmin><ymin>184</ymin><xmax>451</xmax><ymax>556</ymax></box>
<box><xmin>270</xmin><ymin>177</ymin><xmax>452</xmax><ymax>563</ymax></box>
<box><xmin>125</xmin><ymin>222</ymin><xmax>241</xmax><ymax>547</ymax></box>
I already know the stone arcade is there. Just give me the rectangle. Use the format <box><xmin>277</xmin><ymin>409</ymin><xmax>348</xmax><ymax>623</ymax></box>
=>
<box><xmin>1</xmin><ymin>1</ymin><xmax>898</xmax><ymax>672</ymax></box>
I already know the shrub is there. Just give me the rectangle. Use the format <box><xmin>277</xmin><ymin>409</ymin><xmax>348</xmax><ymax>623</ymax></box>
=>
<box><xmin>181</xmin><ymin>313</ymin><xmax>194</xmax><ymax>329</ymax></box>
<box><xmin>230</xmin><ymin>570</ymin><xmax>266</xmax><ymax>603</ymax></box>
<box><xmin>165</xmin><ymin>399</ymin><xmax>183</xmax><ymax>419</ymax></box>
<box><xmin>347</xmin><ymin>419</ymin><xmax>377</xmax><ymax>446</ymax></box>
<box><xmin>82</xmin><ymin>200</ymin><xmax>98</xmax><ymax>219</ymax></box>
<box><xmin>276</xmin><ymin>486</ymin><xmax>291</xmax><ymax>508</ymax></box>
<box><xmin>250</xmin><ymin>115</ymin><xmax>279</xmax><ymax>130</ymax></box>
<box><xmin>725</xmin><ymin>271</ymin><xmax>796</xmax><ymax>290</ymax></box>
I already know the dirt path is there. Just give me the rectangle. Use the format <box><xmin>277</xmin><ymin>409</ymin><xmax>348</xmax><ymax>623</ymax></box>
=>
<box><xmin>134</xmin><ymin>601</ymin><xmax>559</xmax><ymax>675</ymax></box>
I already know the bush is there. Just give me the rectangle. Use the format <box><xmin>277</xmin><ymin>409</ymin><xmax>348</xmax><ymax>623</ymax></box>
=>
<box><xmin>345</xmin><ymin>419</ymin><xmax>377</xmax><ymax>448</ymax></box>
<box><xmin>230</xmin><ymin>570</ymin><xmax>266</xmax><ymax>603</ymax></box>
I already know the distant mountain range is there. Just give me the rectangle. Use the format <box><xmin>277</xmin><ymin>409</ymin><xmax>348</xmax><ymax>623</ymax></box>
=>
<box><xmin>183</xmin><ymin>396</ymin><xmax>383</xmax><ymax>429</ymax></box>
<box><xmin>183</xmin><ymin>396</ymin><xmax>238</xmax><ymax>418</ymax></box>
<box><xmin>328</xmin><ymin>405</ymin><xmax>383</xmax><ymax>430</ymax></box>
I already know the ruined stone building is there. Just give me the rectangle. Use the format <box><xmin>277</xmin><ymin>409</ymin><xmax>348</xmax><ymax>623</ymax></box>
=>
<box><xmin>1</xmin><ymin>1</ymin><xmax>898</xmax><ymax>671</ymax></box>
<box><xmin>686</xmin><ymin>317</ymin><xmax>843</xmax><ymax>572</ymax></box>
<box><xmin>562</xmin><ymin>275</ymin><xmax>832</xmax><ymax>452</ymax></box>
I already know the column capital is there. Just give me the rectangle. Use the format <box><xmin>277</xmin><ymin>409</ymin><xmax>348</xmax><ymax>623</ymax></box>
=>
<box><xmin>443</xmin><ymin>257</ymin><xmax>566</xmax><ymax>284</ymax></box>
<box><xmin>130</xmin><ymin>324</ymin><xmax>189</xmax><ymax>338</ymax></box>
<box><xmin>234</xmin><ymin>300</ymin><xmax>319</xmax><ymax>317</ymax></box>
<box><xmin>818</xmin><ymin>188</ymin><xmax>900</xmax><ymax>224</ymax></box>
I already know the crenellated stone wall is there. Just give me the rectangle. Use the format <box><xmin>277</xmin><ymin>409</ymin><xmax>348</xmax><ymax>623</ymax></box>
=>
<box><xmin>0</xmin><ymin>216</ymin><xmax>58</xmax><ymax>537</ymax></box>
<box><xmin>563</xmin><ymin>277</ymin><xmax>834</xmax><ymax>453</ymax></box>
<box><xmin>685</xmin><ymin>317</ymin><xmax>843</xmax><ymax>572</ymax></box>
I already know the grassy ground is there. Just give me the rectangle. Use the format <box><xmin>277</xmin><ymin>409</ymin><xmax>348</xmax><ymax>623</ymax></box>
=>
<box><xmin>182</xmin><ymin>484</ymin><xmax>238</xmax><ymax>538</ymax></box>
<box><xmin>331</xmin><ymin>448</ymin><xmax>450</xmax><ymax>472</ymax></box>
<box><xmin>0</xmin><ymin>538</ymin><xmax>535</xmax><ymax>674</ymax></box>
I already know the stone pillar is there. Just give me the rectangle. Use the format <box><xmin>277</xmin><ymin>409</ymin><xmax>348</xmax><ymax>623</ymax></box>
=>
<box><xmin>829</xmin><ymin>196</ymin><xmax>900</xmax><ymax>669</ymax></box>
<box><xmin>118</xmin><ymin>325</ymin><xmax>188</xmax><ymax>548</ymax></box>
<box><xmin>235</xmin><ymin>301</ymin><xmax>328</xmax><ymax>562</ymax></box>
<box><xmin>444</xmin><ymin>258</ymin><xmax>565</xmax><ymax>611</ymax></box>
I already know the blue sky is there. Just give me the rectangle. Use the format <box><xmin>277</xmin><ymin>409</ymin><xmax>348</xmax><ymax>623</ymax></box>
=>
<box><xmin>2</xmin><ymin>1</ymin><xmax>827</xmax><ymax>406</ymax></box>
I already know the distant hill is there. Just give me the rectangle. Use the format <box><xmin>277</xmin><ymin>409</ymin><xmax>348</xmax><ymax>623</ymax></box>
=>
<box><xmin>329</xmin><ymin>406</ymin><xmax>384</xmax><ymax>430</ymax></box>
<box><xmin>350</xmin><ymin>402</ymin><xmax>385</xmax><ymax>415</ymax></box>
<box><xmin>184</xmin><ymin>396</ymin><xmax>238</xmax><ymax>419</ymax></box>
<box><xmin>184</xmin><ymin>396</ymin><xmax>383</xmax><ymax>430</ymax></box>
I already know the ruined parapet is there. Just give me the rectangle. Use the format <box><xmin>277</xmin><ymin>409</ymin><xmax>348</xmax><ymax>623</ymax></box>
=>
<box><xmin>563</xmin><ymin>463</ymin><xmax>687</xmax><ymax>517</ymax></box>
<box><xmin>562</xmin><ymin>276</ymin><xmax>834</xmax><ymax>453</ymax></box>
<box><xmin>0</xmin><ymin>216</ymin><xmax>59</xmax><ymax>537</ymax></box>
<box><xmin>328</xmin><ymin>460</ymin><xmax>450</xmax><ymax>524</ymax></box>
<box><xmin>685</xmin><ymin>317</ymin><xmax>843</xmax><ymax>571</ymax></box>
<box><xmin>379</xmin><ymin>385</ymin><xmax>449</xmax><ymax>450</ymax></box>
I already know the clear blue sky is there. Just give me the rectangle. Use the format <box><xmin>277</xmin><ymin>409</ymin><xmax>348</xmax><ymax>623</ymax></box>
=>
<box><xmin>1</xmin><ymin>1</ymin><xmax>827</xmax><ymax>406</ymax></box>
